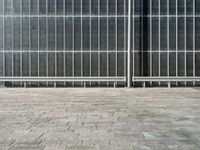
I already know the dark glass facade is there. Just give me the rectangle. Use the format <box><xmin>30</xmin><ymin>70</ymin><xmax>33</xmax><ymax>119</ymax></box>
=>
<box><xmin>0</xmin><ymin>0</ymin><xmax>199</xmax><ymax>87</ymax></box>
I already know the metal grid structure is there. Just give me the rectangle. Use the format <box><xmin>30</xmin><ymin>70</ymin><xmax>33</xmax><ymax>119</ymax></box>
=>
<box><xmin>0</xmin><ymin>0</ymin><xmax>200</xmax><ymax>88</ymax></box>
<box><xmin>131</xmin><ymin>0</ymin><xmax>200</xmax><ymax>87</ymax></box>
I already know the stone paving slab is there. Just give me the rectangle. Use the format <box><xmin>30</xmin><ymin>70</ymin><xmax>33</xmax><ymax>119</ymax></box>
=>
<box><xmin>0</xmin><ymin>88</ymin><xmax>200</xmax><ymax>150</ymax></box>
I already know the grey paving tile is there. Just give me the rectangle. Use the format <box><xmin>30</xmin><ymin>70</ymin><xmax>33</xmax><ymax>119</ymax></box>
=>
<box><xmin>0</xmin><ymin>88</ymin><xmax>199</xmax><ymax>149</ymax></box>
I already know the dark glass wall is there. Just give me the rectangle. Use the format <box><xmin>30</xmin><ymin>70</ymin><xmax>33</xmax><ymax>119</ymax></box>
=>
<box><xmin>0</xmin><ymin>0</ymin><xmax>199</xmax><ymax>87</ymax></box>
<box><xmin>132</xmin><ymin>0</ymin><xmax>200</xmax><ymax>84</ymax></box>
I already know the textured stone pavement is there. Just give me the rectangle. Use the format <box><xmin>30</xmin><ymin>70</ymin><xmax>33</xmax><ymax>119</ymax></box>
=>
<box><xmin>0</xmin><ymin>88</ymin><xmax>200</xmax><ymax>150</ymax></box>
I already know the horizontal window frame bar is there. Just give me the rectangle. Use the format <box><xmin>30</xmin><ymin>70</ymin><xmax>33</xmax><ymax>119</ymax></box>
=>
<box><xmin>0</xmin><ymin>50</ymin><xmax>127</xmax><ymax>53</ymax></box>
<box><xmin>1</xmin><ymin>15</ymin><xmax>200</xmax><ymax>18</ymax></box>
<box><xmin>133</xmin><ymin>77</ymin><xmax>200</xmax><ymax>82</ymax></box>
<box><xmin>1</xmin><ymin>51</ymin><xmax>200</xmax><ymax>53</ymax></box>
<box><xmin>0</xmin><ymin>77</ymin><xmax>126</xmax><ymax>82</ymax></box>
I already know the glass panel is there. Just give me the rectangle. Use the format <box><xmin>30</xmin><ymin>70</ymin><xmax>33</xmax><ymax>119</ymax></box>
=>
<box><xmin>14</xmin><ymin>53</ymin><xmax>20</xmax><ymax>76</ymax></box>
<box><xmin>91</xmin><ymin>53</ymin><xmax>98</xmax><ymax>76</ymax></box>
<box><xmin>109</xmin><ymin>0</ymin><xmax>116</xmax><ymax>15</ymax></box>
<box><xmin>5</xmin><ymin>17</ymin><xmax>12</xmax><ymax>51</ymax></box>
<box><xmin>74</xmin><ymin>18</ymin><xmax>81</xmax><ymax>50</ymax></box>
<box><xmin>57</xmin><ymin>0</ymin><xmax>64</xmax><ymax>15</ymax></box>
<box><xmin>83</xmin><ymin>18</ymin><xmax>90</xmax><ymax>50</ymax></box>
<box><xmin>169</xmin><ymin>17</ymin><xmax>176</xmax><ymax>50</ymax></box>
<box><xmin>5</xmin><ymin>0</ymin><xmax>13</xmax><ymax>15</ymax></box>
<box><xmin>160</xmin><ymin>52</ymin><xmax>167</xmax><ymax>76</ymax></box>
<box><xmin>169</xmin><ymin>0</ymin><xmax>176</xmax><ymax>15</ymax></box>
<box><xmin>196</xmin><ymin>17</ymin><xmax>200</xmax><ymax>50</ymax></box>
<box><xmin>23</xmin><ymin>53</ymin><xmax>29</xmax><ymax>76</ymax></box>
<box><xmin>83</xmin><ymin>0</ymin><xmax>90</xmax><ymax>15</ymax></box>
<box><xmin>39</xmin><ymin>17</ymin><xmax>46</xmax><ymax>50</ymax></box>
<box><xmin>5</xmin><ymin>53</ymin><xmax>12</xmax><ymax>76</ymax></box>
<box><xmin>48</xmin><ymin>0</ymin><xmax>55</xmax><ymax>15</ymax></box>
<box><xmin>152</xmin><ymin>17</ymin><xmax>159</xmax><ymax>50</ymax></box>
<box><xmin>169</xmin><ymin>52</ymin><xmax>176</xmax><ymax>76</ymax></box>
<box><xmin>57</xmin><ymin>53</ymin><xmax>64</xmax><ymax>76</ymax></box>
<box><xmin>186</xmin><ymin>17</ymin><xmax>193</xmax><ymax>51</ymax></box>
<box><xmin>91</xmin><ymin>18</ymin><xmax>98</xmax><ymax>50</ymax></box>
<box><xmin>152</xmin><ymin>52</ymin><xmax>159</xmax><ymax>76</ymax></box>
<box><xmin>22</xmin><ymin>17</ymin><xmax>29</xmax><ymax>50</ymax></box>
<box><xmin>178</xmin><ymin>52</ymin><xmax>185</xmax><ymax>76</ymax></box>
<box><xmin>117</xmin><ymin>52</ymin><xmax>124</xmax><ymax>76</ymax></box>
<box><xmin>65</xmin><ymin>0</ymin><xmax>72</xmax><ymax>15</ymax></box>
<box><xmin>65</xmin><ymin>17</ymin><xmax>72</xmax><ymax>50</ymax></box>
<box><xmin>178</xmin><ymin>0</ymin><xmax>184</xmax><ymax>15</ymax></box>
<box><xmin>152</xmin><ymin>0</ymin><xmax>158</xmax><ymax>15</ymax></box>
<box><xmin>186</xmin><ymin>0</ymin><xmax>193</xmax><ymax>15</ymax></box>
<box><xmin>178</xmin><ymin>17</ymin><xmax>184</xmax><ymax>51</ymax></box>
<box><xmin>0</xmin><ymin>17</ymin><xmax>3</xmax><ymax>50</ymax></box>
<box><xmin>39</xmin><ymin>0</ymin><xmax>46</xmax><ymax>15</ymax></box>
<box><xmin>31</xmin><ymin>53</ymin><xmax>38</xmax><ymax>76</ymax></box>
<box><xmin>100</xmin><ymin>0</ymin><xmax>107</xmax><ymax>15</ymax></box>
<box><xmin>100</xmin><ymin>18</ymin><xmax>107</xmax><ymax>50</ymax></box>
<box><xmin>48</xmin><ymin>53</ymin><xmax>55</xmax><ymax>76</ymax></box>
<box><xmin>39</xmin><ymin>53</ymin><xmax>46</xmax><ymax>76</ymax></box>
<box><xmin>196</xmin><ymin>0</ymin><xmax>200</xmax><ymax>15</ymax></box>
<box><xmin>56</xmin><ymin>17</ymin><xmax>64</xmax><ymax>50</ymax></box>
<box><xmin>160</xmin><ymin>17</ymin><xmax>167</xmax><ymax>51</ymax></box>
<box><xmin>160</xmin><ymin>0</ymin><xmax>167</xmax><ymax>15</ymax></box>
<box><xmin>30</xmin><ymin>0</ymin><xmax>38</xmax><ymax>15</ymax></box>
<box><xmin>31</xmin><ymin>17</ymin><xmax>38</xmax><ymax>50</ymax></box>
<box><xmin>83</xmin><ymin>53</ymin><xmax>90</xmax><ymax>76</ymax></box>
<box><xmin>74</xmin><ymin>53</ymin><xmax>81</xmax><ymax>76</ymax></box>
<box><xmin>117</xmin><ymin>18</ymin><xmax>125</xmax><ymax>50</ymax></box>
<box><xmin>14</xmin><ymin>17</ymin><xmax>20</xmax><ymax>50</ymax></box>
<box><xmin>109</xmin><ymin>17</ymin><xmax>116</xmax><ymax>50</ymax></box>
<box><xmin>196</xmin><ymin>53</ymin><xmax>200</xmax><ymax>76</ymax></box>
<box><xmin>0</xmin><ymin>53</ymin><xmax>3</xmax><ymax>76</ymax></box>
<box><xmin>109</xmin><ymin>53</ymin><xmax>116</xmax><ymax>76</ymax></box>
<box><xmin>186</xmin><ymin>53</ymin><xmax>193</xmax><ymax>76</ymax></box>
<box><xmin>100</xmin><ymin>53</ymin><xmax>107</xmax><ymax>76</ymax></box>
<box><xmin>48</xmin><ymin>17</ymin><xmax>55</xmax><ymax>51</ymax></box>
<box><xmin>65</xmin><ymin>53</ymin><xmax>72</xmax><ymax>76</ymax></box>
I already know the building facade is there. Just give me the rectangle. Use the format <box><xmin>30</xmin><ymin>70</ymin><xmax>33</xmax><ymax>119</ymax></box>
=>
<box><xmin>0</xmin><ymin>0</ymin><xmax>200</xmax><ymax>87</ymax></box>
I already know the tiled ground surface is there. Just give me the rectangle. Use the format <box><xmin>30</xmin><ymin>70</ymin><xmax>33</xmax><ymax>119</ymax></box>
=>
<box><xmin>0</xmin><ymin>88</ymin><xmax>200</xmax><ymax>150</ymax></box>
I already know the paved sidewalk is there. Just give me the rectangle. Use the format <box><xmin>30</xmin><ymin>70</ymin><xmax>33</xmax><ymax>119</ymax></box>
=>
<box><xmin>0</xmin><ymin>88</ymin><xmax>200</xmax><ymax>150</ymax></box>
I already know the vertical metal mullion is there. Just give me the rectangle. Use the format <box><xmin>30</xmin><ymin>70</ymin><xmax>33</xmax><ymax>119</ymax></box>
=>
<box><xmin>141</xmin><ymin>0</ymin><xmax>143</xmax><ymax>77</ymax></box>
<box><xmin>12</xmin><ymin>0</ymin><xmax>14</xmax><ymax>86</ymax></box>
<box><xmin>127</xmin><ymin>0</ymin><xmax>132</xmax><ymax>87</ymax></box>
<box><xmin>193</xmin><ymin>0</ymin><xmax>196</xmax><ymax>85</ymax></box>
<box><xmin>98</xmin><ymin>0</ymin><xmax>100</xmax><ymax>86</ymax></box>
<box><xmin>38</xmin><ymin>0</ymin><xmax>40</xmax><ymax>85</ymax></box>
<box><xmin>115</xmin><ymin>0</ymin><xmax>118</xmax><ymax>83</ymax></box>
<box><xmin>72</xmin><ymin>0</ymin><xmax>75</xmax><ymax>86</ymax></box>
<box><xmin>3</xmin><ymin>0</ymin><xmax>5</xmax><ymax>86</ymax></box>
<box><xmin>55</xmin><ymin>0</ymin><xmax>57</xmax><ymax>82</ymax></box>
<box><xmin>176</xmin><ymin>0</ymin><xmax>178</xmax><ymax>85</ymax></box>
<box><xmin>29</xmin><ymin>0</ymin><xmax>31</xmax><ymax>85</ymax></box>
<box><xmin>184</xmin><ymin>0</ymin><xmax>187</xmax><ymax>85</ymax></box>
<box><xmin>158</xmin><ymin>0</ymin><xmax>161</xmax><ymax>85</ymax></box>
<box><xmin>124</xmin><ymin>0</ymin><xmax>127</xmax><ymax>87</ymax></box>
<box><xmin>150</xmin><ymin>0</ymin><xmax>152</xmax><ymax>85</ymax></box>
<box><xmin>89</xmin><ymin>0</ymin><xmax>92</xmax><ymax>86</ymax></box>
<box><xmin>46</xmin><ymin>0</ymin><xmax>48</xmax><ymax>86</ymax></box>
<box><xmin>63</xmin><ymin>0</ymin><xmax>66</xmax><ymax>86</ymax></box>
<box><xmin>20</xmin><ymin>0</ymin><xmax>23</xmax><ymax>86</ymax></box>
<box><xmin>107</xmin><ymin>0</ymin><xmax>109</xmax><ymax>86</ymax></box>
<box><xmin>167</xmin><ymin>0</ymin><xmax>170</xmax><ymax>79</ymax></box>
<box><xmin>81</xmin><ymin>0</ymin><xmax>83</xmax><ymax>86</ymax></box>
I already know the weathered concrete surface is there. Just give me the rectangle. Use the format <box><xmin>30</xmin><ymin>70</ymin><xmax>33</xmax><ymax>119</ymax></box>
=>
<box><xmin>0</xmin><ymin>88</ymin><xmax>200</xmax><ymax>150</ymax></box>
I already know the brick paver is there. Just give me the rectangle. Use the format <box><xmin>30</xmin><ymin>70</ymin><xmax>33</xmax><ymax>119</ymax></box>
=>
<box><xmin>0</xmin><ymin>88</ymin><xmax>200</xmax><ymax>150</ymax></box>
